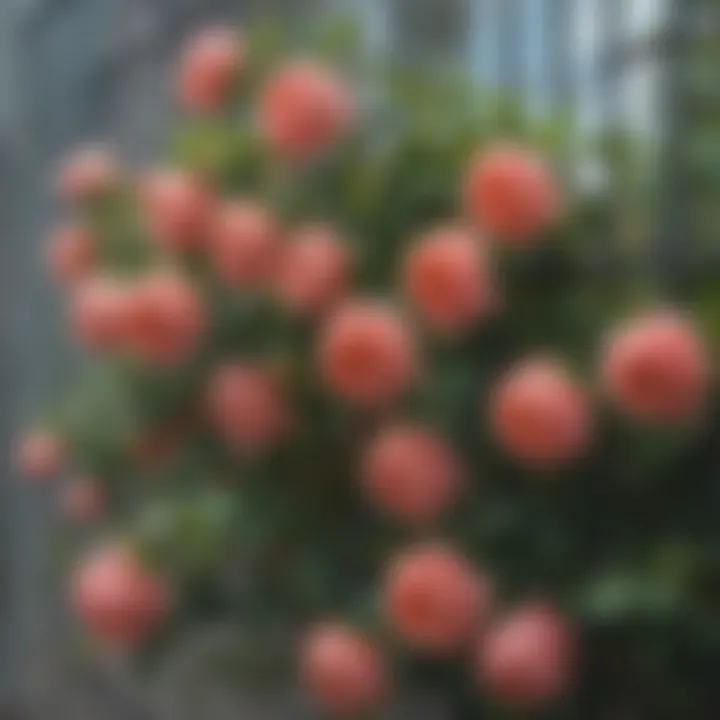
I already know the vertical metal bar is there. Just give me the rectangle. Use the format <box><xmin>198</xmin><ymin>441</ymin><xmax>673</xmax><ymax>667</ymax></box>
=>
<box><xmin>468</xmin><ymin>0</ymin><xmax>501</xmax><ymax>123</ymax></box>
<box><xmin>516</xmin><ymin>0</ymin><xmax>533</xmax><ymax>115</ymax></box>
<box><xmin>586</xmin><ymin>0</ymin><xmax>602</xmax><ymax>136</ymax></box>
<box><xmin>599</xmin><ymin>0</ymin><xmax>623</xmax><ymax>129</ymax></box>
<box><xmin>0</xmin><ymin>1</ymin><xmax>16</xmax><ymax>697</ymax></box>
<box><xmin>497</xmin><ymin>0</ymin><xmax>522</xmax><ymax>88</ymax></box>
<box><xmin>388</xmin><ymin>0</ymin><xmax>470</xmax><ymax>63</ymax></box>
<box><xmin>596</xmin><ymin>0</ymin><xmax>624</xmax><ymax>271</ymax></box>
<box><xmin>525</xmin><ymin>0</ymin><xmax>546</xmax><ymax>117</ymax></box>
<box><xmin>654</xmin><ymin>0</ymin><xmax>688</xmax><ymax>295</ymax></box>
<box><xmin>547</xmin><ymin>0</ymin><xmax>573</xmax><ymax>108</ymax></box>
<box><xmin>478</xmin><ymin>0</ymin><xmax>501</xmax><ymax>86</ymax></box>
<box><xmin>361</xmin><ymin>0</ymin><xmax>389</xmax><ymax>57</ymax></box>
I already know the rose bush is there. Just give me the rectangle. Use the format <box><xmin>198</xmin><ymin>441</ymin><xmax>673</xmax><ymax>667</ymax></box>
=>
<box><xmin>18</xmin><ymin>18</ymin><xmax>720</xmax><ymax>719</ymax></box>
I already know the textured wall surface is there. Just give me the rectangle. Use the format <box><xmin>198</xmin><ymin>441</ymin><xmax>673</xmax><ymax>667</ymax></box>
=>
<box><xmin>0</xmin><ymin>2</ymin><xmax>258</xmax><ymax>712</ymax></box>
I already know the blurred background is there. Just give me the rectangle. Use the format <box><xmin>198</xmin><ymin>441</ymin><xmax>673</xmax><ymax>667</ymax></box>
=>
<box><xmin>0</xmin><ymin>0</ymin><xmax>716</xmax><ymax>716</ymax></box>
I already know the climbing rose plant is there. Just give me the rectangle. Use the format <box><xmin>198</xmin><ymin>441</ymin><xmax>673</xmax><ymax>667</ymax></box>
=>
<box><xmin>16</xmin><ymin>19</ymin><xmax>720</xmax><ymax>719</ymax></box>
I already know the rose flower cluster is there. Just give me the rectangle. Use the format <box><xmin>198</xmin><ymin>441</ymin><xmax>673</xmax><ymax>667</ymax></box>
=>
<box><xmin>15</xmin><ymin>23</ymin><xmax>712</xmax><ymax>717</ymax></box>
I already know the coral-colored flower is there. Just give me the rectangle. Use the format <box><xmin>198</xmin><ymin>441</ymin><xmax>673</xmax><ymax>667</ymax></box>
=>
<box><xmin>362</xmin><ymin>425</ymin><xmax>463</xmax><ymax>524</ymax></box>
<box><xmin>478</xmin><ymin>604</ymin><xmax>576</xmax><ymax>709</ymax></box>
<box><xmin>209</xmin><ymin>200</ymin><xmax>279</xmax><ymax>288</ymax></box>
<box><xmin>301</xmin><ymin>623</ymin><xmax>387</xmax><ymax>715</ymax></box>
<box><xmin>259</xmin><ymin>60</ymin><xmax>354</xmax><ymax>159</ymax></box>
<box><xmin>140</xmin><ymin>169</ymin><xmax>212</xmax><ymax>251</ymax></box>
<box><xmin>464</xmin><ymin>144</ymin><xmax>561</xmax><ymax>244</ymax></box>
<box><xmin>124</xmin><ymin>273</ymin><xmax>205</xmax><ymax>365</ymax></box>
<box><xmin>62</xmin><ymin>478</ymin><xmax>105</xmax><ymax>523</ymax></box>
<box><xmin>47</xmin><ymin>221</ymin><xmax>95</xmax><ymax>285</ymax></box>
<box><xmin>383</xmin><ymin>543</ymin><xmax>491</xmax><ymax>653</ymax></box>
<box><xmin>14</xmin><ymin>429</ymin><xmax>64</xmax><ymax>481</ymax></box>
<box><xmin>178</xmin><ymin>27</ymin><xmax>243</xmax><ymax>114</ymax></box>
<box><xmin>70</xmin><ymin>276</ymin><xmax>133</xmax><ymax>352</ymax></box>
<box><xmin>602</xmin><ymin>311</ymin><xmax>709</xmax><ymax>423</ymax></box>
<box><xmin>276</xmin><ymin>225</ymin><xmax>352</xmax><ymax>316</ymax></box>
<box><xmin>56</xmin><ymin>145</ymin><xmax>119</xmax><ymax>202</ymax></box>
<box><xmin>491</xmin><ymin>358</ymin><xmax>591</xmax><ymax>468</ymax></box>
<box><xmin>403</xmin><ymin>224</ymin><xmax>495</xmax><ymax>333</ymax></box>
<box><xmin>318</xmin><ymin>301</ymin><xmax>417</xmax><ymax>407</ymax></box>
<box><xmin>207</xmin><ymin>364</ymin><xmax>289</xmax><ymax>453</ymax></box>
<box><xmin>72</xmin><ymin>545</ymin><xmax>169</xmax><ymax>646</ymax></box>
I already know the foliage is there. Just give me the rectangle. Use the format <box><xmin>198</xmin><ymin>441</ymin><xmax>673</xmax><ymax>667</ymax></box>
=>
<box><xmin>38</xmin><ymin>17</ymin><xmax>720</xmax><ymax>719</ymax></box>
